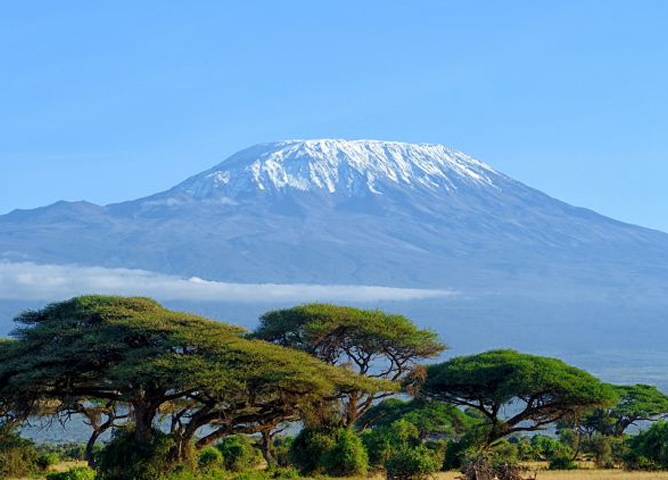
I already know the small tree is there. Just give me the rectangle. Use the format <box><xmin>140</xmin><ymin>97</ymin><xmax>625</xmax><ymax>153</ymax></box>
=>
<box><xmin>422</xmin><ymin>350</ymin><xmax>615</xmax><ymax>446</ymax></box>
<box><xmin>253</xmin><ymin>303</ymin><xmax>445</xmax><ymax>426</ymax></box>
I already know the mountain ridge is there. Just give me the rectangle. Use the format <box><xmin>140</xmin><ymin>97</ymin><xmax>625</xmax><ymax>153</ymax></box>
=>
<box><xmin>1</xmin><ymin>139</ymin><xmax>668</xmax><ymax>297</ymax></box>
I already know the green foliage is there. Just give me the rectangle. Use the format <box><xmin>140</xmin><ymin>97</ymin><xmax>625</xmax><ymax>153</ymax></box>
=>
<box><xmin>491</xmin><ymin>439</ymin><xmax>519</xmax><ymax>465</ymax></box>
<box><xmin>587</xmin><ymin>433</ymin><xmax>614</xmax><ymax>468</ymax></box>
<box><xmin>37</xmin><ymin>451</ymin><xmax>61</xmax><ymax>469</ymax></box>
<box><xmin>289</xmin><ymin>427</ymin><xmax>368</xmax><ymax>476</ymax></box>
<box><xmin>0</xmin><ymin>427</ymin><xmax>39</xmax><ymax>479</ymax></box>
<box><xmin>442</xmin><ymin>432</ymin><xmax>483</xmax><ymax>470</ymax></box>
<box><xmin>289</xmin><ymin>428</ymin><xmax>335</xmax><ymax>475</ymax></box>
<box><xmin>362</xmin><ymin>419</ymin><xmax>441</xmax><ymax>480</ymax></box>
<box><xmin>385</xmin><ymin>445</ymin><xmax>441</xmax><ymax>480</ymax></box>
<box><xmin>0</xmin><ymin>295</ymin><xmax>385</xmax><ymax>462</ymax></box>
<box><xmin>96</xmin><ymin>427</ymin><xmax>177</xmax><ymax>480</ymax></box>
<box><xmin>358</xmin><ymin>398</ymin><xmax>474</xmax><ymax>438</ymax></box>
<box><xmin>198</xmin><ymin>446</ymin><xmax>224</xmax><ymax>469</ymax></box>
<box><xmin>217</xmin><ymin>435</ymin><xmax>262</xmax><ymax>472</ymax></box>
<box><xmin>46</xmin><ymin>466</ymin><xmax>96</xmax><ymax>480</ymax></box>
<box><xmin>548</xmin><ymin>451</ymin><xmax>577</xmax><ymax>470</ymax></box>
<box><xmin>269</xmin><ymin>436</ymin><xmax>293</xmax><ymax>468</ymax></box>
<box><xmin>423</xmin><ymin>349</ymin><xmax>615</xmax><ymax>445</ymax></box>
<box><xmin>529</xmin><ymin>434</ymin><xmax>562</xmax><ymax>460</ymax></box>
<box><xmin>576</xmin><ymin>384</ymin><xmax>668</xmax><ymax>437</ymax></box>
<box><xmin>624</xmin><ymin>420</ymin><xmax>668</xmax><ymax>470</ymax></box>
<box><xmin>321</xmin><ymin>428</ymin><xmax>369</xmax><ymax>477</ymax></box>
<box><xmin>254</xmin><ymin>303</ymin><xmax>442</xmax><ymax>424</ymax></box>
<box><xmin>364</xmin><ymin>419</ymin><xmax>423</xmax><ymax>466</ymax></box>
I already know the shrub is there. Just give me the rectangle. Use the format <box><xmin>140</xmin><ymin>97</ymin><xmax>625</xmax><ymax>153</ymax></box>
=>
<box><xmin>289</xmin><ymin>428</ymin><xmax>336</xmax><ymax>475</ymax></box>
<box><xmin>0</xmin><ymin>427</ymin><xmax>40</xmax><ymax>479</ymax></box>
<box><xmin>530</xmin><ymin>434</ymin><xmax>562</xmax><ymax>461</ymax></box>
<box><xmin>97</xmin><ymin>427</ymin><xmax>177</xmax><ymax>480</ymax></box>
<box><xmin>37</xmin><ymin>451</ymin><xmax>61</xmax><ymax>470</ymax></box>
<box><xmin>586</xmin><ymin>434</ymin><xmax>614</xmax><ymax>468</ymax></box>
<box><xmin>548</xmin><ymin>451</ymin><xmax>577</xmax><ymax>470</ymax></box>
<box><xmin>198</xmin><ymin>446</ymin><xmax>224</xmax><ymax>469</ymax></box>
<box><xmin>624</xmin><ymin>420</ymin><xmax>668</xmax><ymax>470</ymax></box>
<box><xmin>321</xmin><ymin>428</ymin><xmax>368</xmax><ymax>477</ymax></box>
<box><xmin>290</xmin><ymin>427</ymin><xmax>368</xmax><ymax>476</ymax></box>
<box><xmin>46</xmin><ymin>466</ymin><xmax>96</xmax><ymax>480</ymax></box>
<box><xmin>217</xmin><ymin>435</ymin><xmax>262</xmax><ymax>472</ymax></box>
<box><xmin>385</xmin><ymin>445</ymin><xmax>441</xmax><ymax>480</ymax></box>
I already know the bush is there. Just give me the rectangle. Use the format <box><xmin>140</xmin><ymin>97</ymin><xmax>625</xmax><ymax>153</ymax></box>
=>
<box><xmin>0</xmin><ymin>427</ymin><xmax>40</xmax><ymax>479</ymax></box>
<box><xmin>548</xmin><ymin>451</ymin><xmax>577</xmax><ymax>470</ymax></box>
<box><xmin>97</xmin><ymin>427</ymin><xmax>178</xmax><ymax>480</ymax></box>
<box><xmin>530</xmin><ymin>434</ymin><xmax>562</xmax><ymax>461</ymax></box>
<box><xmin>586</xmin><ymin>434</ymin><xmax>614</xmax><ymax>468</ymax></box>
<box><xmin>38</xmin><ymin>451</ymin><xmax>61</xmax><ymax>470</ymax></box>
<box><xmin>217</xmin><ymin>435</ymin><xmax>262</xmax><ymax>472</ymax></box>
<box><xmin>46</xmin><ymin>466</ymin><xmax>96</xmax><ymax>480</ymax></box>
<box><xmin>198</xmin><ymin>446</ymin><xmax>224</xmax><ymax>469</ymax></box>
<box><xmin>289</xmin><ymin>428</ymin><xmax>336</xmax><ymax>475</ymax></box>
<box><xmin>290</xmin><ymin>427</ymin><xmax>368</xmax><ymax>476</ymax></box>
<box><xmin>385</xmin><ymin>445</ymin><xmax>441</xmax><ymax>480</ymax></box>
<box><xmin>321</xmin><ymin>428</ymin><xmax>368</xmax><ymax>477</ymax></box>
<box><xmin>624</xmin><ymin>420</ymin><xmax>668</xmax><ymax>470</ymax></box>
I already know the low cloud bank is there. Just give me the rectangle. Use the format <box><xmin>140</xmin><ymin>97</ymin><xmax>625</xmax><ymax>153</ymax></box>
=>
<box><xmin>0</xmin><ymin>262</ymin><xmax>456</xmax><ymax>303</ymax></box>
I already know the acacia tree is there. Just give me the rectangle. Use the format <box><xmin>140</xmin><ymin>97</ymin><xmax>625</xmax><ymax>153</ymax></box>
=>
<box><xmin>422</xmin><ymin>349</ymin><xmax>615</xmax><ymax>446</ymax></box>
<box><xmin>568</xmin><ymin>384</ymin><xmax>668</xmax><ymax>438</ymax></box>
<box><xmin>0</xmin><ymin>296</ymin><xmax>387</xmax><ymax>464</ymax></box>
<box><xmin>252</xmin><ymin>303</ymin><xmax>445</xmax><ymax>426</ymax></box>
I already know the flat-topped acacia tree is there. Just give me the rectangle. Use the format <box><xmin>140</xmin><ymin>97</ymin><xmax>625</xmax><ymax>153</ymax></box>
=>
<box><xmin>572</xmin><ymin>383</ymin><xmax>668</xmax><ymax>437</ymax></box>
<box><xmin>252</xmin><ymin>303</ymin><xmax>445</xmax><ymax>426</ymax></box>
<box><xmin>422</xmin><ymin>349</ymin><xmax>615</xmax><ymax>446</ymax></box>
<box><xmin>0</xmin><ymin>296</ymin><xmax>388</xmax><ymax>464</ymax></box>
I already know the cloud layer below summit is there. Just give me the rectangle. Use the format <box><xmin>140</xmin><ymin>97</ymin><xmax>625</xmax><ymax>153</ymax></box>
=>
<box><xmin>0</xmin><ymin>261</ymin><xmax>456</xmax><ymax>303</ymax></box>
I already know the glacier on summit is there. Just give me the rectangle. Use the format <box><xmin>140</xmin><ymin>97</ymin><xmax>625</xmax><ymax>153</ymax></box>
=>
<box><xmin>159</xmin><ymin>139</ymin><xmax>501</xmax><ymax>201</ymax></box>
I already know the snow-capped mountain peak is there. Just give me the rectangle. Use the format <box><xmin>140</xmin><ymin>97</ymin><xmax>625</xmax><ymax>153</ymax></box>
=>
<box><xmin>168</xmin><ymin>139</ymin><xmax>503</xmax><ymax>200</ymax></box>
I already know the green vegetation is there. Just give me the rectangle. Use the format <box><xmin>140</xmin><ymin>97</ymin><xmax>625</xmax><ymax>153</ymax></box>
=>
<box><xmin>0</xmin><ymin>295</ymin><xmax>667</xmax><ymax>480</ymax></box>
<box><xmin>422</xmin><ymin>350</ymin><xmax>616</xmax><ymax>445</ymax></box>
<box><xmin>253</xmin><ymin>303</ymin><xmax>444</xmax><ymax>426</ymax></box>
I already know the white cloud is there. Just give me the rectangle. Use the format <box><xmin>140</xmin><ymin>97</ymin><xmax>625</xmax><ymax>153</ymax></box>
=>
<box><xmin>0</xmin><ymin>262</ymin><xmax>457</xmax><ymax>303</ymax></box>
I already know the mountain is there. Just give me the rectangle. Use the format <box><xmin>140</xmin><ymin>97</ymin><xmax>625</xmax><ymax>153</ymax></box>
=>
<box><xmin>3</xmin><ymin>138</ymin><xmax>668</xmax><ymax>395</ymax></box>
<box><xmin>2</xmin><ymin>139</ymin><xmax>668</xmax><ymax>300</ymax></box>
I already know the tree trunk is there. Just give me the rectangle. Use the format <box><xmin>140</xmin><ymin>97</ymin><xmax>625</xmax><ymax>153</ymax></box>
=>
<box><xmin>260</xmin><ymin>430</ymin><xmax>275</xmax><ymax>467</ymax></box>
<box><xmin>85</xmin><ymin>429</ymin><xmax>101</xmax><ymax>467</ymax></box>
<box><xmin>133</xmin><ymin>401</ymin><xmax>157</xmax><ymax>442</ymax></box>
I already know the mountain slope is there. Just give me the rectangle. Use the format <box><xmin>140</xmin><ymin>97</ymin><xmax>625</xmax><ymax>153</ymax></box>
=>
<box><xmin>1</xmin><ymin>139</ymin><xmax>668</xmax><ymax>300</ymax></box>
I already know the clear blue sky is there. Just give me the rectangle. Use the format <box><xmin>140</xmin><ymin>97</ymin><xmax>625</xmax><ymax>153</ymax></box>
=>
<box><xmin>1</xmin><ymin>1</ymin><xmax>667</xmax><ymax>231</ymax></box>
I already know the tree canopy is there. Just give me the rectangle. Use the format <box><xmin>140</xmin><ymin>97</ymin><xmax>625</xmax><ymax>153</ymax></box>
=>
<box><xmin>0</xmin><ymin>296</ymin><xmax>388</xmax><ymax>462</ymax></box>
<box><xmin>422</xmin><ymin>349</ymin><xmax>615</xmax><ymax>445</ymax></box>
<box><xmin>252</xmin><ymin>303</ymin><xmax>444</xmax><ymax>425</ymax></box>
<box><xmin>573</xmin><ymin>384</ymin><xmax>668</xmax><ymax>437</ymax></box>
<box><xmin>357</xmin><ymin>398</ymin><xmax>474</xmax><ymax>439</ymax></box>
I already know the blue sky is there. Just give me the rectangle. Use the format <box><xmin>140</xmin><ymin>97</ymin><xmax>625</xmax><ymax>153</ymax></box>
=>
<box><xmin>1</xmin><ymin>1</ymin><xmax>667</xmax><ymax>231</ymax></box>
